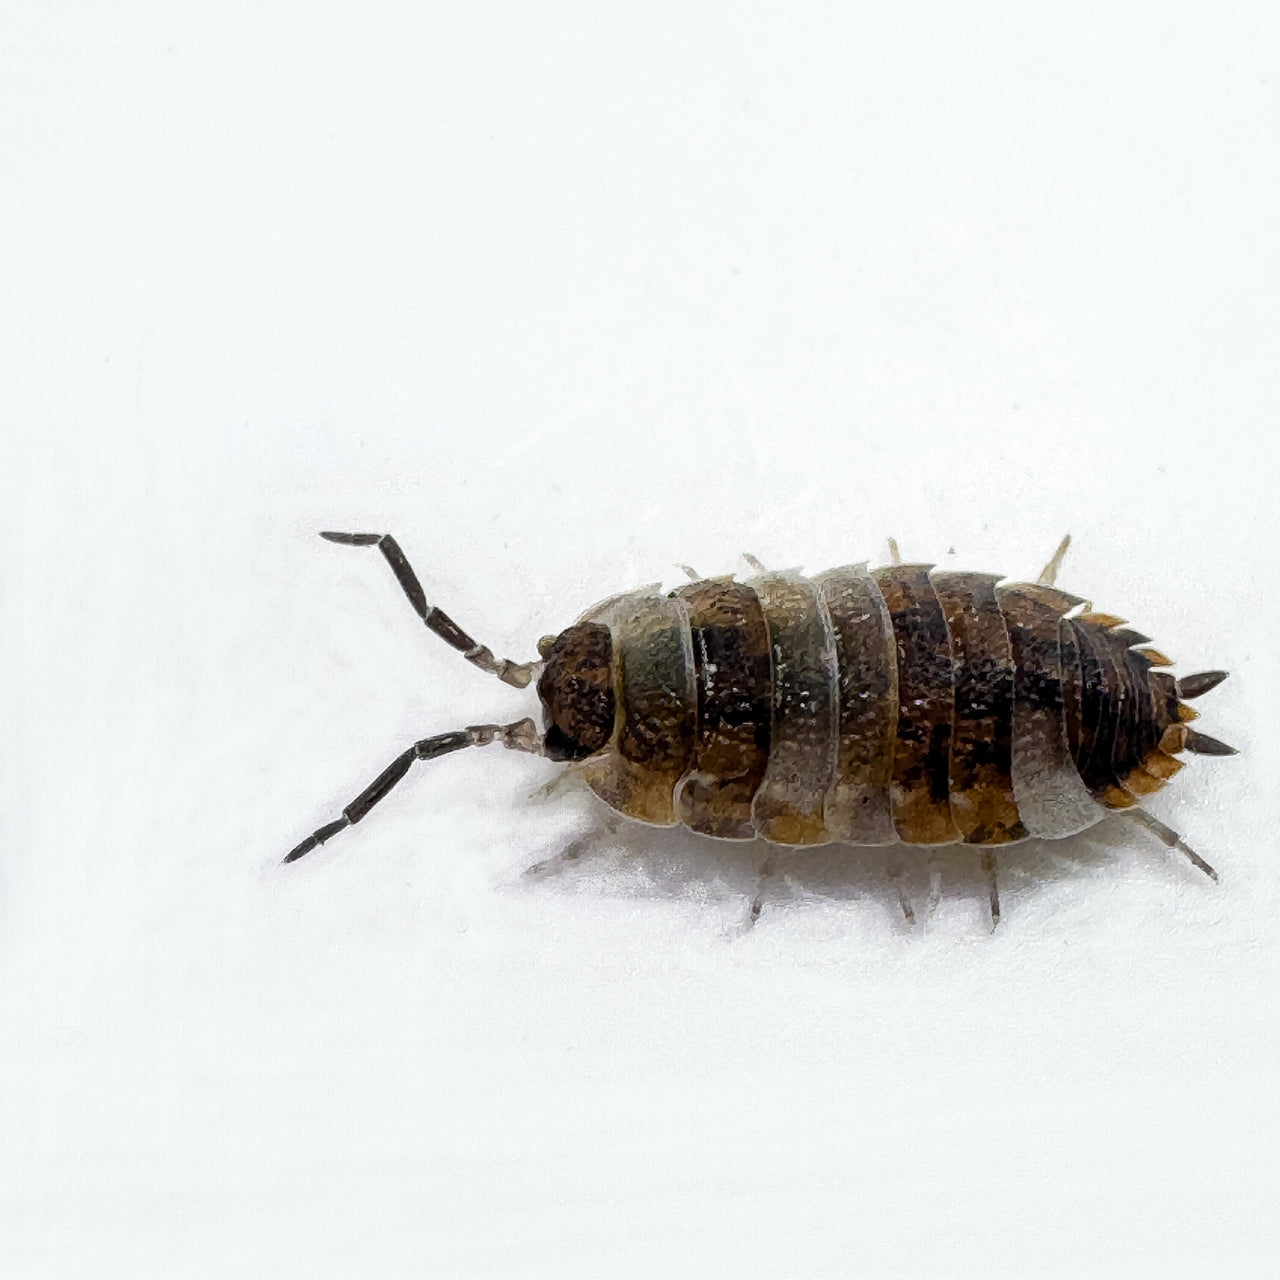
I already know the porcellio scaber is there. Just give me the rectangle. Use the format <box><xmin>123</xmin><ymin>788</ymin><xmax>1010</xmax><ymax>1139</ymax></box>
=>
<box><xmin>283</xmin><ymin>532</ymin><xmax>1235</xmax><ymax>925</ymax></box>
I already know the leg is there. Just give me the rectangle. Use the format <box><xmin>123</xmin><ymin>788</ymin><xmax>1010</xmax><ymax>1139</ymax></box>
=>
<box><xmin>319</xmin><ymin>532</ymin><xmax>535</xmax><ymax>688</ymax></box>
<box><xmin>981</xmin><ymin>851</ymin><xmax>1001</xmax><ymax>929</ymax></box>
<box><xmin>887</xmin><ymin>537</ymin><xmax>903</xmax><ymax>566</ymax></box>
<box><xmin>678</xmin><ymin>564</ymin><xmax>702</xmax><ymax>582</ymax></box>
<box><xmin>746</xmin><ymin>851</ymin><xmax>779</xmax><ymax>927</ymax></box>
<box><xmin>282</xmin><ymin>717</ymin><xmax>540</xmax><ymax>864</ymax></box>
<box><xmin>526</xmin><ymin>811</ymin><xmax>622</xmax><ymax>876</ymax></box>
<box><xmin>926</xmin><ymin>858</ymin><xmax>944</xmax><ymax>918</ymax></box>
<box><xmin>742</xmin><ymin>553</ymin><xmax>768</xmax><ymax>575</ymax></box>
<box><xmin>885</xmin><ymin>848</ymin><xmax>915</xmax><ymax>924</ymax></box>
<box><xmin>1037</xmin><ymin>533</ymin><xmax>1071</xmax><ymax>587</ymax></box>
<box><xmin>1122</xmin><ymin>809</ymin><xmax>1219</xmax><ymax>881</ymax></box>
<box><xmin>528</xmin><ymin>760</ymin><xmax>588</xmax><ymax>802</ymax></box>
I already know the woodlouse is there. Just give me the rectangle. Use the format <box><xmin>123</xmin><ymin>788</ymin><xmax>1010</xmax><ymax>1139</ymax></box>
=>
<box><xmin>282</xmin><ymin>532</ymin><xmax>1235</xmax><ymax>925</ymax></box>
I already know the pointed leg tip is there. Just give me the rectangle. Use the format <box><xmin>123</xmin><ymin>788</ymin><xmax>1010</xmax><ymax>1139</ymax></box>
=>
<box><xmin>1183</xmin><ymin>848</ymin><xmax>1220</xmax><ymax>882</ymax></box>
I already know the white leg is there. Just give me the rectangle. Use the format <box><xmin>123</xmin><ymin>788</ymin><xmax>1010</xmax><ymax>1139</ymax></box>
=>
<box><xmin>886</xmin><ymin>849</ymin><xmax>915</xmax><ymax>924</ymax></box>
<box><xmin>746</xmin><ymin>852</ymin><xmax>779</xmax><ymax>928</ymax></box>
<box><xmin>527</xmin><ymin>761</ymin><xmax>588</xmax><ymax>802</ymax></box>
<box><xmin>926</xmin><ymin>860</ymin><xmax>944</xmax><ymax>918</ymax></box>
<box><xmin>1036</xmin><ymin>533</ymin><xmax>1072</xmax><ymax>587</ymax></box>
<box><xmin>1122</xmin><ymin>809</ymin><xmax>1219</xmax><ymax>881</ymax></box>
<box><xmin>526</xmin><ymin>811</ymin><xmax>621</xmax><ymax>876</ymax></box>
<box><xmin>981</xmin><ymin>851</ymin><xmax>1001</xmax><ymax>929</ymax></box>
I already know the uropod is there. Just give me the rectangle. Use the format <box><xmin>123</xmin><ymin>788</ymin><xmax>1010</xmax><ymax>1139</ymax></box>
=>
<box><xmin>281</xmin><ymin>532</ymin><xmax>1236</xmax><ymax>925</ymax></box>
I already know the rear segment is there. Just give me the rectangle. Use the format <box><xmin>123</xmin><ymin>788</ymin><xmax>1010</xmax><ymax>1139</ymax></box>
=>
<box><xmin>1059</xmin><ymin>608</ymin><xmax>1230</xmax><ymax>808</ymax></box>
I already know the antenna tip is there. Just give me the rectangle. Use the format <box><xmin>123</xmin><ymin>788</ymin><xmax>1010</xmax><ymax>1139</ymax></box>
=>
<box><xmin>319</xmin><ymin>531</ymin><xmax>382</xmax><ymax>545</ymax></box>
<box><xmin>282</xmin><ymin>837</ymin><xmax>316</xmax><ymax>864</ymax></box>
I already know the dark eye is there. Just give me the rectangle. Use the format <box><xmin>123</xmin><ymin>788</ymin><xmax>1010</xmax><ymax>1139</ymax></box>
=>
<box><xmin>542</xmin><ymin>724</ymin><xmax>594</xmax><ymax>762</ymax></box>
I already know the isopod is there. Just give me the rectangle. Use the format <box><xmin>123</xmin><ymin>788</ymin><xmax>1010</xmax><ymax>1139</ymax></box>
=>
<box><xmin>282</xmin><ymin>532</ymin><xmax>1235</xmax><ymax>925</ymax></box>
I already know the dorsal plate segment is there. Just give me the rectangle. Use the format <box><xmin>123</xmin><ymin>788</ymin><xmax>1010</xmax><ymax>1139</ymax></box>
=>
<box><xmin>995</xmin><ymin>582</ymin><xmax>1102</xmax><ymax>839</ymax></box>
<box><xmin>931</xmin><ymin>571</ymin><xmax>1027</xmax><ymax>845</ymax></box>
<box><xmin>813</xmin><ymin>564</ymin><xmax>899</xmax><ymax>845</ymax></box>
<box><xmin>579</xmin><ymin>590</ymin><xmax>696</xmax><ymax>826</ymax></box>
<box><xmin>874</xmin><ymin>565</ymin><xmax>960</xmax><ymax>846</ymax></box>
<box><xmin>747</xmin><ymin>570</ymin><xmax>839</xmax><ymax>845</ymax></box>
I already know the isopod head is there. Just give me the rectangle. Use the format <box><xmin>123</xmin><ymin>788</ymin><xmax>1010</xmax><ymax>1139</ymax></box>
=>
<box><xmin>536</xmin><ymin>622</ymin><xmax>616</xmax><ymax>761</ymax></box>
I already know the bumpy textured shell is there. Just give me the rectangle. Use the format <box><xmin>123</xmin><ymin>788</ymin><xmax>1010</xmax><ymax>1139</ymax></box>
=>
<box><xmin>574</xmin><ymin>563</ymin><xmax>1192</xmax><ymax>847</ymax></box>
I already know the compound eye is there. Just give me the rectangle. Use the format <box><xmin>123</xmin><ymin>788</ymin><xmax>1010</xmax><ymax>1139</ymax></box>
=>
<box><xmin>537</xmin><ymin>634</ymin><xmax>557</xmax><ymax>658</ymax></box>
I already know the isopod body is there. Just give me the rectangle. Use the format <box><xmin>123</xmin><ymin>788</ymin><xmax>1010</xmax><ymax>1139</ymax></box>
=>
<box><xmin>537</xmin><ymin>562</ymin><xmax>1230</xmax><ymax>851</ymax></box>
<box><xmin>284</xmin><ymin>533</ymin><xmax>1234</xmax><ymax>909</ymax></box>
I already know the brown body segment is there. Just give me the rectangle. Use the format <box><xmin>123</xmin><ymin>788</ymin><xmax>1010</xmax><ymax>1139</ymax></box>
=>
<box><xmin>1114</xmin><ymin>650</ymin><xmax>1170</xmax><ymax>799</ymax></box>
<box><xmin>1115</xmin><ymin>640</ymin><xmax>1184</xmax><ymax>799</ymax></box>
<box><xmin>1104</xmin><ymin>633</ymin><xmax>1149</xmax><ymax>805</ymax></box>
<box><xmin>581</xmin><ymin>592</ymin><xmax>696</xmax><ymax>825</ymax></box>
<box><xmin>1069</xmin><ymin>616</ymin><xmax>1138</xmax><ymax>808</ymax></box>
<box><xmin>1058</xmin><ymin>615</ymin><xmax>1087</xmax><ymax>768</ymax></box>
<box><xmin>1134</xmin><ymin>669</ymin><xmax>1186</xmax><ymax>790</ymax></box>
<box><xmin>815</xmin><ymin>566</ymin><xmax>899</xmax><ymax>844</ymax></box>
<box><xmin>874</xmin><ymin>565</ymin><xmax>959</xmax><ymax>845</ymax></box>
<box><xmin>675</xmin><ymin>579</ymin><xmax>772</xmax><ymax>839</ymax></box>
<box><xmin>994</xmin><ymin>583</ymin><xmax>1100</xmax><ymax>839</ymax></box>
<box><xmin>749</xmin><ymin>572</ymin><xmax>839</xmax><ymax>845</ymax></box>
<box><xmin>932</xmin><ymin>571</ymin><xmax>1027</xmax><ymax>845</ymax></box>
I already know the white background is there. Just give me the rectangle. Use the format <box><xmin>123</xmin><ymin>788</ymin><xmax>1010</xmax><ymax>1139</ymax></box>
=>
<box><xmin>3</xmin><ymin>4</ymin><xmax>1279</xmax><ymax>1277</ymax></box>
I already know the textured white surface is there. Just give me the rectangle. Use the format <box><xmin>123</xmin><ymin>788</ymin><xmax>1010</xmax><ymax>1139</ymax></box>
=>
<box><xmin>3</xmin><ymin>5</ymin><xmax>1279</xmax><ymax>1277</ymax></box>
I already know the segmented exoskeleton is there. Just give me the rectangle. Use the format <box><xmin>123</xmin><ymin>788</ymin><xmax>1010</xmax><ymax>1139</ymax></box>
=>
<box><xmin>283</xmin><ymin>533</ymin><xmax>1234</xmax><ymax>925</ymax></box>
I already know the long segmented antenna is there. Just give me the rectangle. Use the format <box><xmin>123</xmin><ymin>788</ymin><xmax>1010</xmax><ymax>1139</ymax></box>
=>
<box><xmin>320</xmin><ymin>532</ymin><xmax>535</xmax><ymax>688</ymax></box>
<box><xmin>283</xmin><ymin>718</ymin><xmax>540</xmax><ymax>864</ymax></box>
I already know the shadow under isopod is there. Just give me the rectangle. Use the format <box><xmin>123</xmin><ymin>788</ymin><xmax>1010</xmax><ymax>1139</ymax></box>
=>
<box><xmin>513</xmin><ymin>783</ymin><xmax>1177</xmax><ymax>932</ymax></box>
